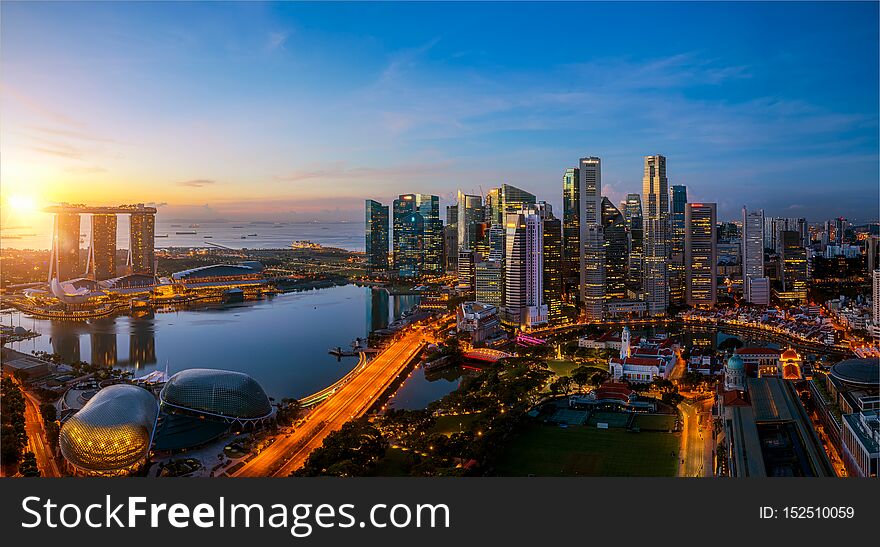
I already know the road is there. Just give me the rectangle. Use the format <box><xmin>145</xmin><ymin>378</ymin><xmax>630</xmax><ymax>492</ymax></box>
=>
<box><xmin>21</xmin><ymin>389</ymin><xmax>61</xmax><ymax>477</ymax></box>
<box><xmin>233</xmin><ymin>329</ymin><xmax>428</xmax><ymax>477</ymax></box>
<box><xmin>678</xmin><ymin>397</ymin><xmax>714</xmax><ymax>478</ymax></box>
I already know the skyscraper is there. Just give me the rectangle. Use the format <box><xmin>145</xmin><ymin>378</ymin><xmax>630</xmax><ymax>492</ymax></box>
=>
<box><xmin>780</xmin><ymin>230</ymin><xmax>808</xmax><ymax>303</ymax></box>
<box><xmin>624</xmin><ymin>193</ymin><xmax>644</xmax><ymax>289</ymax></box>
<box><xmin>504</xmin><ymin>208</ymin><xmax>547</xmax><ymax>328</ymax></box>
<box><xmin>601</xmin><ymin>197</ymin><xmax>627</xmax><ymax>301</ymax></box>
<box><xmin>499</xmin><ymin>184</ymin><xmax>537</xmax><ymax>221</ymax></box>
<box><xmin>542</xmin><ymin>212</ymin><xmax>563</xmax><ymax>322</ymax></box>
<box><xmin>127</xmin><ymin>210</ymin><xmax>155</xmax><ymax>276</ymax></box>
<box><xmin>562</xmin><ymin>167</ymin><xmax>580</xmax><ymax>302</ymax></box>
<box><xmin>457</xmin><ymin>191</ymin><xmax>483</xmax><ymax>252</ymax></box>
<box><xmin>49</xmin><ymin>212</ymin><xmax>81</xmax><ymax>282</ymax></box>
<box><xmin>685</xmin><ymin>202</ymin><xmax>717</xmax><ymax>307</ymax></box>
<box><xmin>669</xmin><ymin>185</ymin><xmax>688</xmax><ymax>306</ymax></box>
<box><xmin>445</xmin><ymin>205</ymin><xmax>458</xmax><ymax>272</ymax></box>
<box><xmin>484</xmin><ymin>188</ymin><xmax>501</xmax><ymax>225</ymax></box>
<box><xmin>873</xmin><ymin>270</ymin><xmax>880</xmax><ymax>334</ymax></box>
<box><xmin>86</xmin><ymin>213</ymin><xmax>117</xmax><ymax>281</ymax></box>
<box><xmin>365</xmin><ymin>199</ymin><xmax>389</xmax><ymax>272</ymax></box>
<box><xmin>643</xmin><ymin>154</ymin><xmax>669</xmax><ymax>316</ymax></box>
<box><xmin>457</xmin><ymin>249</ymin><xmax>476</xmax><ymax>289</ymax></box>
<box><xmin>392</xmin><ymin>194</ymin><xmax>441</xmax><ymax>278</ymax></box>
<box><xmin>475</xmin><ymin>259</ymin><xmax>503</xmax><ymax>308</ymax></box>
<box><xmin>579</xmin><ymin>156</ymin><xmax>605</xmax><ymax>321</ymax></box>
<box><xmin>741</xmin><ymin>206</ymin><xmax>768</xmax><ymax>305</ymax></box>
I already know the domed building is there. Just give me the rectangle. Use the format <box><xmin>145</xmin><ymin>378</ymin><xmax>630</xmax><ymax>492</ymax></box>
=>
<box><xmin>159</xmin><ymin>368</ymin><xmax>275</xmax><ymax>425</ymax></box>
<box><xmin>724</xmin><ymin>354</ymin><xmax>745</xmax><ymax>391</ymax></box>
<box><xmin>59</xmin><ymin>384</ymin><xmax>159</xmax><ymax>476</ymax></box>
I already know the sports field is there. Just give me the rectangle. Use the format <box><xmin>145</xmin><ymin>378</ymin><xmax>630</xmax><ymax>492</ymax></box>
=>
<box><xmin>494</xmin><ymin>423</ymin><xmax>680</xmax><ymax>476</ymax></box>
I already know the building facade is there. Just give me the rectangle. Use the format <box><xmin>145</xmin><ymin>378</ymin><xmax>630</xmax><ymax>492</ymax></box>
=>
<box><xmin>685</xmin><ymin>202</ymin><xmax>717</xmax><ymax>307</ymax></box>
<box><xmin>669</xmin><ymin>185</ymin><xmax>688</xmax><ymax>306</ymax></box>
<box><xmin>86</xmin><ymin>213</ymin><xmax>117</xmax><ymax>281</ymax></box>
<box><xmin>562</xmin><ymin>167</ymin><xmax>580</xmax><ymax>303</ymax></box>
<box><xmin>742</xmin><ymin>206</ymin><xmax>768</xmax><ymax>305</ymax></box>
<box><xmin>642</xmin><ymin>155</ymin><xmax>669</xmax><ymax>315</ymax></box>
<box><xmin>579</xmin><ymin>156</ymin><xmax>605</xmax><ymax>321</ymax></box>
<box><xmin>365</xmin><ymin>199</ymin><xmax>389</xmax><ymax>272</ymax></box>
<box><xmin>504</xmin><ymin>209</ymin><xmax>547</xmax><ymax>328</ymax></box>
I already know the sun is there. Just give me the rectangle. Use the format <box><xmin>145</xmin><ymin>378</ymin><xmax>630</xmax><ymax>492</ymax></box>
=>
<box><xmin>6</xmin><ymin>194</ymin><xmax>37</xmax><ymax>213</ymax></box>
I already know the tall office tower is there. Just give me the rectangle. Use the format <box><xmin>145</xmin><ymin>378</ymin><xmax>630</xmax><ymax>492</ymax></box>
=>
<box><xmin>685</xmin><ymin>203</ymin><xmax>717</xmax><ymax>307</ymax></box>
<box><xmin>49</xmin><ymin>212</ymin><xmax>81</xmax><ymax>282</ymax></box>
<box><xmin>834</xmin><ymin>217</ymin><xmax>848</xmax><ymax>245</ymax></box>
<box><xmin>475</xmin><ymin>259</ymin><xmax>504</xmax><ymax>307</ymax></box>
<box><xmin>444</xmin><ymin>223</ymin><xmax>461</xmax><ymax>273</ymax></box>
<box><xmin>643</xmin><ymin>154</ymin><xmax>669</xmax><ymax>315</ymax></box>
<box><xmin>127</xmin><ymin>209</ymin><xmax>155</xmax><ymax>276</ymax></box>
<box><xmin>542</xmin><ymin>215</ymin><xmax>563</xmax><ymax>322</ymax></box>
<box><xmin>365</xmin><ymin>200</ymin><xmax>389</xmax><ymax>272</ymax></box>
<box><xmin>487</xmin><ymin>223</ymin><xmax>505</xmax><ymax>261</ymax></box>
<box><xmin>499</xmin><ymin>184</ymin><xmax>537</xmax><ymax>221</ymax></box>
<box><xmin>741</xmin><ymin>206</ymin><xmax>769</xmax><ymax>305</ymax></box>
<box><xmin>669</xmin><ymin>185</ymin><xmax>688</xmax><ymax>306</ymax></box>
<box><xmin>873</xmin><ymin>270</ymin><xmax>880</xmax><ymax>330</ymax></box>
<box><xmin>504</xmin><ymin>208</ymin><xmax>547</xmax><ymax>328</ymax></box>
<box><xmin>392</xmin><ymin>194</ymin><xmax>441</xmax><ymax>277</ymax></box>
<box><xmin>578</xmin><ymin>156</ymin><xmax>605</xmax><ymax>321</ymax></box>
<box><xmin>867</xmin><ymin>235</ymin><xmax>880</xmax><ymax>273</ymax></box>
<box><xmin>601</xmin><ymin>197</ymin><xmax>627</xmax><ymax>300</ymax></box>
<box><xmin>624</xmin><ymin>193</ymin><xmax>644</xmax><ymax>289</ymax></box>
<box><xmin>86</xmin><ymin>213</ymin><xmax>117</xmax><ymax>281</ymax></box>
<box><xmin>485</xmin><ymin>188</ymin><xmax>501</xmax><ymax>225</ymax></box>
<box><xmin>768</xmin><ymin>217</ymin><xmax>808</xmax><ymax>253</ymax></box>
<box><xmin>780</xmin><ymin>230</ymin><xmax>808</xmax><ymax>303</ymax></box>
<box><xmin>472</xmin><ymin>221</ymin><xmax>492</xmax><ymax>262</ymax></box>
<box><xmin>763</xmin><ymin>217</ymin><xmax>776</xmax><ymax>251</ymax></box>
<box><xmin>445</xmin><ymin>205</ymin><xmax>458</xmax><ymax>272</ymax></box>
<box><xmin>457</xmin><ymin>249</ymin><xmax>476</xmax><ymax>289</ymax></box>
<box><xmin>393</xmin><ymin>195</ymin><xmax>424</xmax><ymax>278</ymax></box>
<box><xmin>562</xmin><ymin>167</ymin><xmax>580</xmax><ymax>302</ymax></box>
<box><xmin>718</xmin><ymin>222</ymin><xmax>739</xmax><ymax>242</ymax></box>
<box><xmin>457</xmin><ymin>191</ymin><xmax>484</xmax><ymax>251</ymax></box>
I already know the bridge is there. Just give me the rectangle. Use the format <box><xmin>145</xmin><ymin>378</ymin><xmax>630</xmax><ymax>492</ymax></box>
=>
<box><xmin>298</xmin><ymin>352</ymin><xmax>370</xmax><ymax>407</ymax></box>
<box><xmin>231</xmin><ymin>327</ymin><xmax>432</xmax><ymax>477</ymax></box>
<box><xmin>462</xmin><ymin>348</ymin><xmax>512</xmax><ymax>364</ymax></box>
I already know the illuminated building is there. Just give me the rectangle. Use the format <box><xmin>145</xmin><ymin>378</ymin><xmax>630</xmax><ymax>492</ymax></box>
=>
<box><xmin>841</xmin><ymin>410</ymin><xmax>879</xmax><ymax>477</ymax></box>
<box><xmin>456</xmin><ymin>302</ymin><xmax>501</xmax><ymax>344</ymax></box>
<box><xmin>685</xmin><ymin>202</ymin><xmax>717</xmax><ymax>307</ymax></box>
<box><xmin>392</xmin><ymin>194</ymin><xmax>441</xmax><ymax>277</ymax></box>
<box><xmin>159</xmin><ymin>368</ymin><xmax>275</xmax><ymax>425</ymax></box>
<box><xmin>86</xmin><ymin>213</ymin><xmax>117</xmax><ymax>281</ymax></box>
<box><xmin>457</xmin><ymin>249</ymin><xmax>475</xmax><ymax>289</ymax></box>
<box><xmin>742</xmin><ymin>206</ymin><xmax>769</xmax><ymax>305</ymax></box>
<box><xmin>601</xmin><ymin>197</ymin><xmax>627</xmax><ymax>301</ymax></box>
<box><xmin>475</xmin><ymin>259</ymin><xmax>503</xmax><ymax>308</ymax></box>
<box><xmin>562</xmin><ymin>167</ymin><xmax>580</xmax><ymax>302</ymax></box>
<box><xmin>643</xmin><ymin>154</ymin><xmax>669</xmax><ymax>316</ymax></box>
<box><xmin>49</xmin><ymin>211</ymin><xmax>81</xmax><ymax>282</ymax></box>
<box><xmin>779</xmin><ymin>348</ymin><xmax>802</xmax><ymax>380</ymax></box>
<box><xmin>542</xmin><ymin>214</ymin><xmax>563</xmax><ymax>321</ymax></box>
<box><xmin>578</xmin><ymin>156</ymin><xmax>605</xmax><ymax>321</ymax></box>
<box><xmin>59</xmin><ymin>384</ymin><xmax>159</xmax><ymax>476</ymax></box>
<box><xmin>457</xmin><ymin>191</ymin><xmax>483</xmax><ymax>252</ymax></box>
<box><xmin>365</xmin><ymin>199</ymin><xmax>389</xmax><ymax>272</ymax></box>
<box><xmin>669</xmin><ymin>185</ymin><xmax>687</xmax><ymax>306</ymax></box>
<box><xmin>504</xmin><ymin>208</ymin><xmax>547</xmax><ymax>328</ymax></box>
<box><xmin>873</xmin><ymin>269</ymin><xmax>880</xmax><ymax>332</ymax></box>
<box><xmin>128</xmin><ymin>209</ymin><xmax>156</xmax><ymax>276</ymax></box>
<box><xmin>778</xmin><ymin>230</ymin><xmax>808</xmax><ymax>303</ymax></box>
<box><xmin>499</xmin><ymin>184</ymin><xmax>537</xmax><ymax>222</ymax></box>
<box><xmin>484</xmin><ymin>188</ymin><xmax>501</xmax><ymax>226</ymax></box>
<box><xmin>624</xmin><ymin>193</ymin><xmax>644</xmax><ymax>289</ymax></box>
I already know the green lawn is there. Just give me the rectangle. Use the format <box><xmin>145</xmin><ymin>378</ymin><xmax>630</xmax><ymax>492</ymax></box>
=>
<box><xmin>494</xmin><ymin>423</ymin><xmax>679</xmax><ymax>477</ymax></box>
<box><xmin>371</xmin><ymin>447</ymin><xmax>415</xmax><ymax>476</ymax></box>
<box><xmin>431</xmin><ymin>412</ymin><xmax>484</xmax><ymax>436</ymax></box>
<box><xmin>632</xmin><ymin>413</ymin><xmax>678</xmax><ymax>432</ymax></box>
<box><xmin>546</xmin><ymin>359</ymin><xmax>579</xmax><ymax>376</ymax></box>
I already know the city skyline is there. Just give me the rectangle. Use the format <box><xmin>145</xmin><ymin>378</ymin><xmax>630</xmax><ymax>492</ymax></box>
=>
<box><xmin>1</xmin><ymin>1</ymin><xmax>878</xmax><ymax>234</ymax></box>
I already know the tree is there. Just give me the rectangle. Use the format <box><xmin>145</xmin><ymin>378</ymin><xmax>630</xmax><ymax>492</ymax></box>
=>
<box><xmin>18</xmin><ymin>452</ymin><xmax>40</xmax><ymax>477</ymax></box>
<box><xmin>718</xmin><ymin>337</ymin><xmax>744</xmax><ymax>352</ymax></box>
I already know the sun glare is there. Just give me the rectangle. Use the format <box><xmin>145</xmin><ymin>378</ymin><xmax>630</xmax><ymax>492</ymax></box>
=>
<box><xmin>6</xmin><ymin>194</ymin><xmax>37</xmax><ymax>213</ymax></box>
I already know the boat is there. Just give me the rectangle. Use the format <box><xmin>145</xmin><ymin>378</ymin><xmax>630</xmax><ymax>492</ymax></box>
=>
<box><xmin>155</xmin><ymin>234</ymin><xmax>169</xmax><ymax>238</ymax></box>
<box><xmin>176</xmin><ymin>231</ymin><xmax>197</xmax><ymax>235</ymax></box>
<box><xmin>247</xmin><ymin>233</ymin><xmax>258</xmax><ymax>237</ymax></box>
<box><xmin>204</xmin><ymin>235</ymin><xmax>213</xmax><ymax>238</ymax></box>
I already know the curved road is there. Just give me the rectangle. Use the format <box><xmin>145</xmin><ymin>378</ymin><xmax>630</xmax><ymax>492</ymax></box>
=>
<box><xmin>232</xmin><ymin>329</ymin><xmax>429</xmax><ymax>477</ymax></box>
<box><xmin>22</xmin><ymin>389</ymin><xmax>61</xmax><ymax>477</ymax></box>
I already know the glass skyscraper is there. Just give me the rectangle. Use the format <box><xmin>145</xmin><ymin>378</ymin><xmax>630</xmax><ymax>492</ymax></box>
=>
<box><xmin>601</xmin><ymin>197</ymin><xmax>627</xmax><ymax>301</ymax></box>
<box><xmin>669</xmin><ymin>184</ymin><xmax>688</xmax><ymax>306</ymax></box>
<box><xmin>365</xmin><ymin>199</ymin><xmax>389</xmax><ymax>272</ymax></box>
<box><xmin>685</xmin><ymin>202</ymin><xmax>717</xmax><ymax>307</ymax></box>
<box><xmin>392</xmin><ymin>194</ymin><xmax>441</xmax><ymax>278</ymax></box>
<box><xmin>562</xmin><ymin>167</ymin><xmax>580</xmax><ymax>303</ymax></box>
<box><xmin>643</xmin><ymin>154</ymin><xmax>669</xmax><ymax>316</ymax></box>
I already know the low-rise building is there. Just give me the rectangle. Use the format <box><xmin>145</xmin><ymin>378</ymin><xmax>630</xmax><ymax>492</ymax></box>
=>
<box><xmin>456</xmin><ymin>302</ymin><xmax>502</xmax><ymax>345</ymax></box>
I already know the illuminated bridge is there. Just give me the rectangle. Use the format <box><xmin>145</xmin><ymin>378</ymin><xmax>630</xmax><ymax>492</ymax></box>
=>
<box><xmin>462</xmin><ymin>348</ymin><xmax>512</xmax><ymax>364</ymax></box>
<box><xmin>298</xmin><ymin>352</ymin><xmax>370</xmax><ymax>407</ymax></box>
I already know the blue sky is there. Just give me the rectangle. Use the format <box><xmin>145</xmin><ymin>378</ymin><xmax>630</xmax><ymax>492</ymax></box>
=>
<box><xmin>1</xmin><ymin>1</ymin><xmax>878</xmax><ymax>223</ymax></box>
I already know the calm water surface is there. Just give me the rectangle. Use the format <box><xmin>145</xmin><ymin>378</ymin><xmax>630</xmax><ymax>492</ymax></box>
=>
<box><xmin>5</xmin><ymin>285</ymin><xmax>439</xmax><ymax>403</ymax></box>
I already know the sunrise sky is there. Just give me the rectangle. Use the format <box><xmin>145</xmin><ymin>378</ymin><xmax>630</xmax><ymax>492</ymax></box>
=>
<box><xmin>1</xmin><ymin>1</ymin><xmax>878</xmax><ymax>230</ymax></box>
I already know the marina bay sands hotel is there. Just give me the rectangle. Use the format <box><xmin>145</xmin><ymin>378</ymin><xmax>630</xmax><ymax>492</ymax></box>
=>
<box><xmin>45</xmin><ymin>203</ymin><xmax>157</xmax><ymax>283</ymax></box>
